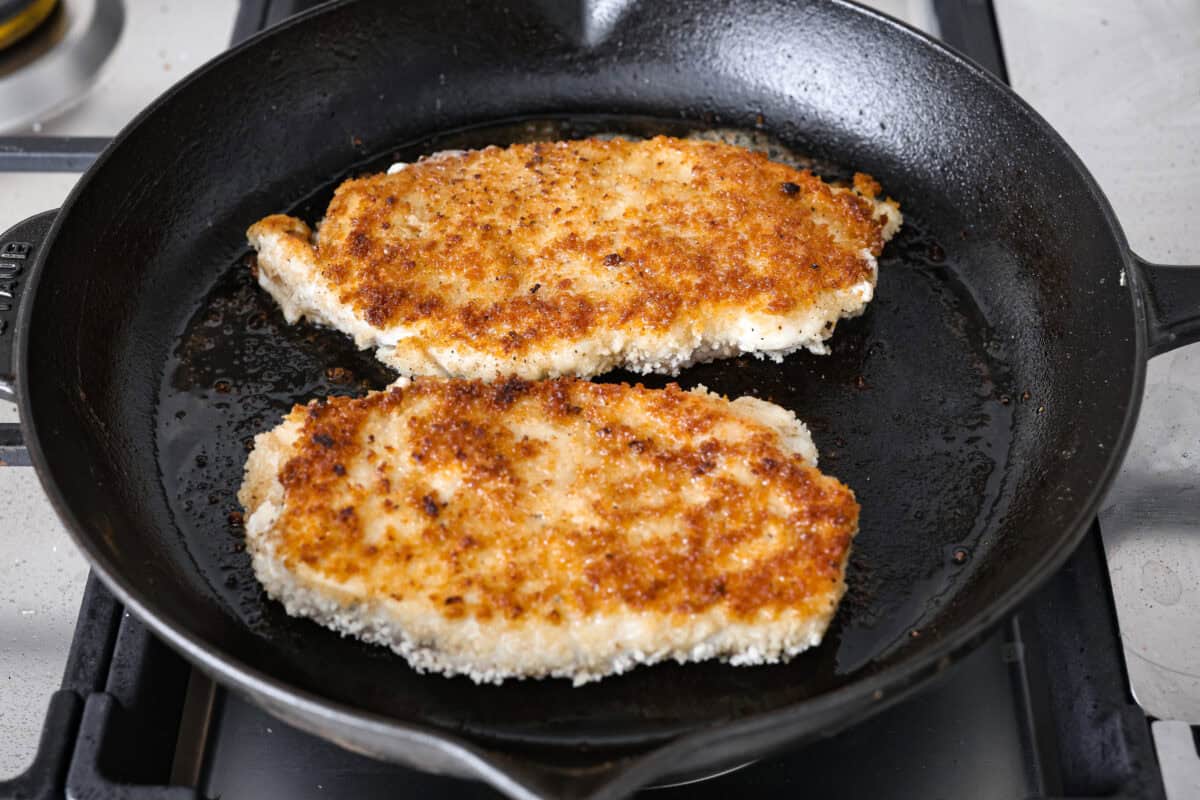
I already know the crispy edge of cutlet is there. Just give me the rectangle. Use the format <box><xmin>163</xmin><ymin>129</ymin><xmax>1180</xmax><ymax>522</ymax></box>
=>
<box><xmin>245</xmin><ymin>143</ymin><xmax>902</xmax><ymax>380</ymax></box>
<box><xmin>238</xmin><ymin>384</ymin><xmax>856</xmax><ymax>685</ymax></box>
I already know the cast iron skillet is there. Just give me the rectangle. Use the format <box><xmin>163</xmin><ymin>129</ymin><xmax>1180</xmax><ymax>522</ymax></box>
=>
<box><xmin>1</xmin><ymin>1</ymin><xmax>1198</xmax><ymax>797</ymax></box>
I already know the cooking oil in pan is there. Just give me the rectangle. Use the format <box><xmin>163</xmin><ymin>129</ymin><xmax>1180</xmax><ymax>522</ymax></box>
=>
<box><xmin>154</xmin><ymin>116</ymin><xmax>1017</xmax><ymax>730</ymax></box>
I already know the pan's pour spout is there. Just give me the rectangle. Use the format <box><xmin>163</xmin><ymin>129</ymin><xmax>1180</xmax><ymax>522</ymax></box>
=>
<box><xmin>0</xmin><ymin>211</ymin><xmax>57</xmax><ymax>402</ymax></box>
<box><xmin>528</xmin><ymin>0</ymin><xmax>639</xmax><ymax>47</ymax></box>
<box><xmin>1131</xmin><ymin>254</ymin><xmax>1200</xmax><ymax>357</ymax></box>
<box><xmin>0</xmin><ymin>210</ymin><xmax>56</xmax><ymax>467</ymax></box>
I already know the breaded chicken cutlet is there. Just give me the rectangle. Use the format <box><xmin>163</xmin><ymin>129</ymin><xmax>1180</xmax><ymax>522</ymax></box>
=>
<box><xmin>247</xmin><ymin>136</ymin><xmax>901</xmax><ymax>380</ymax></box>
<box><xmin>239</xmin><ymin>378</ymin><xmax>859</xmax><ymax>685</ymax></box>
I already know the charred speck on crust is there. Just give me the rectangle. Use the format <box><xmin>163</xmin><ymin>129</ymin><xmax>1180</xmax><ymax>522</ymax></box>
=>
<box><xmin>781</xmin><ymin>181</ymin><xmax>800</xmax><ymax>196</ymax></box>
<box><xmin>332</xmin><ymin>463</ymin><xmax>346</xmax><ymax>476</ymax></box>
<box><xmin>422</xmin><ymin>494</ymin><xmax>440</xmax><ymax>518</ymax></box>
<box><xmin>337</xmin><ymin>506</ymin><xmax>355</xmax><ymax>522</ymax></box>
<box><xmin>529</xmin><ymin>283</ymin><xmax>540</xmax><ymax>294</ymax></box>
<box><xmin>312</xmin><ymin>433</ymin><xmax>335</xmax><ymax>448</ymax></box>
<box><xmin>603</xmin><ymin>253</ymin><xmax>622</xmax><ymax>266</ymax></box>
<box><xmin>349</xmin><ymin>231</ymin><xmax>370</xmax><ymax>257</ymax></box>
<box><xmin>494</xmin><ymin>377</ymin><xmax>530</xmax><ymax>409</ymax></box>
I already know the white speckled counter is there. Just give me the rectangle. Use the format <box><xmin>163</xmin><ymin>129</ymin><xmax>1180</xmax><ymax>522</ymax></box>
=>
<box><xmin>0</xmin><ymin>468</ymin><xmax>89</xmax><ymax>773</ymax></box>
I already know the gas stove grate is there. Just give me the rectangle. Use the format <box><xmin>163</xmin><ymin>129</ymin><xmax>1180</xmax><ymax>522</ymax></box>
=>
<box><xmin>0</xmin><ymin>527</ymin><xmax>1164</xmax><ymax>799</ymax></box>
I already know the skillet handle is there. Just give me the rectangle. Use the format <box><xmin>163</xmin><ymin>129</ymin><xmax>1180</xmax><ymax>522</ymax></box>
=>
<box><xmin>0</xmin><ymin>210</ymin><xmax>57</xmax><ymax>467</ymax></box>
<box><xmin>1132</xmin><ymin>253</ymin><xmax>1200</xmax><ymax>357</ymax></box>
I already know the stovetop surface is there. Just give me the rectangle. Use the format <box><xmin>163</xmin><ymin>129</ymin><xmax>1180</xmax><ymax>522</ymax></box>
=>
<box><xmin>195</xmin><ymin>531</ymin><xmax>1154</xmax><ymax>799</ymax></box>
<box><xmin>0</xmin><ymin>0</ymin><xmax>1198</xmax><ymax>797</ymax></box>
<box><xmin>0</xmin><ymin>527</ymin><xmax>1166</xmax><ymax>799</ymax></box>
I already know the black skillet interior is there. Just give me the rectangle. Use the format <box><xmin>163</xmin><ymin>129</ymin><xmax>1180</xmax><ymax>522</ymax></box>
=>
<box><xmin>21</xmin><ymin>0</ymin><xmax>1140</xmax><ymax>757</ymax></box>
<box><xmin>155</xmin><ymin>113</ymin><xmax>1019</xmax><ymax>752</ymax></box>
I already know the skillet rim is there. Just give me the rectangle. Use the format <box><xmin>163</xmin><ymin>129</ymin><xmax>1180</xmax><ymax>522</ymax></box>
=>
<box><xmin>12</xmin><ymin>0</ymin><xmax>1149</xmax><ymax>781</ymax></box>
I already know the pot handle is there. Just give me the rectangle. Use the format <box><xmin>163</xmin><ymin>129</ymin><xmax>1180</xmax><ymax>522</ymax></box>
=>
<box><xmin>0</xmin><ymin>210</ymin><xmax>57</xmax><ymax>467</ymax></box>
<box><xmin>1132</xmin><ymin>253</ymin><xmax>1200</xmax><ymax>357</ymax></box>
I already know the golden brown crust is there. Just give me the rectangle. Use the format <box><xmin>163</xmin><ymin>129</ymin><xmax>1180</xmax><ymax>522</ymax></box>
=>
<box><xmin>257</xmin><ymin>378</ymin><xmax>858</xmax><ymax>626</ymax></box>
<box><xmin>249</xmin><ymin>136</ymin><xmax>896</xmax><ymax>363</ymax></box>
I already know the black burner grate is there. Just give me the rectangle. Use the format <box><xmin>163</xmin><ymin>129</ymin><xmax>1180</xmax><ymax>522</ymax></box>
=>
<box><xmin>0</xmin><ymin>528</ymin><xmax>1163</xmax><ymax>799</ymax></box>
